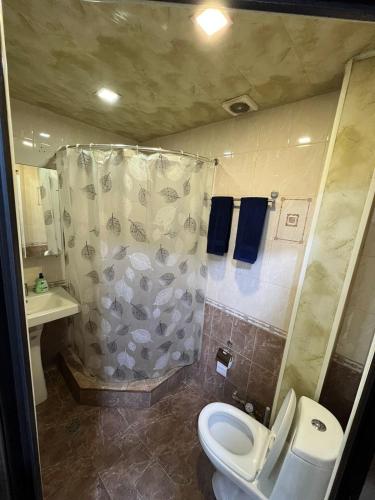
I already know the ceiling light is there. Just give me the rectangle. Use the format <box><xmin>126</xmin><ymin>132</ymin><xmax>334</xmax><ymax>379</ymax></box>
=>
<box><xmin>39</xmin><ymin>132</ymin><xmax>50</xmax><ymax>138</ymax></box>
<box><xmin>298</xmin><ymin>136</ymin><xmax>311</xmax><ymax>145</ymax></box>
<box><xmin>22</xmin><ymin>139</ymin><xmax>33</xmax><ymax>147</ymax></box>
<box><xmin>96</xmin><ymin>87</ymin><xmax>120</xmax><ymax>104</ymax></box>
<box><xmin>195</xmin><ymin>8</ymin><xmax>231</xmax><ymax>36</ymax></box>
<box><xmin>223</xmin><ymin>151</ymin><xmax>234</xmax><ymax>158</ymax></box>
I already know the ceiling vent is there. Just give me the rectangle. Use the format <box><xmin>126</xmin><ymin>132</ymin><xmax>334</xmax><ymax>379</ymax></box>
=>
<box><xmin>222</xmin><ymin>95</ymin><xmax>258</xmax><ymax>116</ymax></box>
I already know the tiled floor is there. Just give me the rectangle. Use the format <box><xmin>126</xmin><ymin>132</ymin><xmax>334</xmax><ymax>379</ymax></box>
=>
<box><xmin>37</xmin><ymin>367</ymin><xmax>215</xmax><ymax>500</ymax></box>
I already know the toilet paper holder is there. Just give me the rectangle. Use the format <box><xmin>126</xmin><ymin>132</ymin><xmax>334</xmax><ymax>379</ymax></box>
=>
<box><xmin>216</xmin><ymin>347</ymin><xmax>233</xmax><ymax>377</ymax></box>
<box><xmin>216</xmin><ymin>347</ymin><xmax>233</xmax><ymax>367</ymax></box>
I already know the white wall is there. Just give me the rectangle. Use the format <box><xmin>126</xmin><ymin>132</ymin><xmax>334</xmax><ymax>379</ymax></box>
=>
<box><xmin>11</xmin><ymin>98</ymin><xmax>132</xmax><ymax>285</ymax></box>
<box><xmin>10</xmin><ymin>98</ymin><xmax>133</xmax><ymax>167</ymax></box>
<box><xmin>147</xmin><ymin>92</ymin><xmax>339</xmax><ymax>332</ymax></box>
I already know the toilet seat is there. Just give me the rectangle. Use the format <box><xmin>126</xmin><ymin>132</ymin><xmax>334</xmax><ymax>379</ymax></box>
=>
<box><xmin>198</xmin><ymin>403</ymin><xmax>270</xmax><ymax>482</ymax></box>
<box><xmin>198</xmin><ymin>390</ymin><xmax>297</xmax><ymax>500</ymax></box>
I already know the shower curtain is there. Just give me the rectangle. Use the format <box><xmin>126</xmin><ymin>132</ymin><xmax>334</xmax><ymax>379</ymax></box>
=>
<box><xmin>56</xmin><ymin>146</ymin><xmax>214</xmax><ymax>381</ymax></box>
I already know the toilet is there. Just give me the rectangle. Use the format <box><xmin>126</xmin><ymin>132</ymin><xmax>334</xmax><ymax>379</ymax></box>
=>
<box><xmin>198</xmin><ymin>389</ymin><xmax>343</xmax><ymax>500</ymax></box>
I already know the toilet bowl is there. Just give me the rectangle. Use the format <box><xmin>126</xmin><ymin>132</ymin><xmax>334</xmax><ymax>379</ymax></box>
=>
<box><xmin>198</xmin><ymin>389</ymin><xmax>343</xmax><ymax>500</ymax></box>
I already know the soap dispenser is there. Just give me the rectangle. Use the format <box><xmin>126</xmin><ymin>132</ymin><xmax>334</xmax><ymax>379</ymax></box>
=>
<box><xmin>35</xmin><ymin>272</ymin><xmax>49</xmax><ymax>294</ymax></box>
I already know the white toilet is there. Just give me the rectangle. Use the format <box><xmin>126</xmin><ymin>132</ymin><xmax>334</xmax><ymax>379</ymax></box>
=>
<box><xmin>198</xmin><ymin>389</ymin><xmax>343</xmax><ymax>500</ymax></box>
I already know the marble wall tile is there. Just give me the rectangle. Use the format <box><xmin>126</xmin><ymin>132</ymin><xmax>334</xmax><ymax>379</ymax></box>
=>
<box><xmin>319</xmin><ymin>356</ymin><xmax>362</xmax><ymax>428</ymax></box>
<box><xmin>227</xmin><ymin>351</ymin><xmax>251</xmax><ymax>395</ymax></box>
<box><xmin>231</xmin><ymin>318</ymin><xmax>256</xmax><ymax>360</ymax></box>
<box><xmin>190</xmin><ymin>303</ymin><xmax>285</xmax><ymax>418</ymax></box>
<box><xmin>210</xmin><ymin>308</ymin><xmax>233</xmax><ymax>346</ymax></box>
<box><xmin>277</xmin><ymin>56</ymin><xmax>375</xmax><ymax>407</ymax></box>
<box><xmin>253</xmin><ymin>329</ymin><xmax>285</xmax><ymax>374</ymax></box>
<box><xmin>247</xmin><ymin>362</ymin><xmax>278</xmax><ymax>413</ymax></box>
<box><xmin>362</xmin><ymin>210</ymin><xmax>375</xmax><ymax>257</ymax></box>
<box><xmin>330</xmin><ymin>203</ymin><xmax>375</xmax><ymax>370</ymax></box>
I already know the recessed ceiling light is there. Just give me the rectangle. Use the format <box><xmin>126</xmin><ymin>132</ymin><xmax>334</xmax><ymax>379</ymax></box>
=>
<box><xmin>195</xmin><ymin>8</ymin><xmax>231</xmax><ymax>36</ymax></box>
<box><xmin>96</xmin><ymin>87</ymin><xmax>120</xmax><ymax>104</ymax></box>
<box><xmin>223</xmin><ymin>151</ymin><xmax>234</xmax><ymax>158</ymax></box>
<box><xmin>22</xmin><ymin>139</ymin><xmax>33</xmax><ymax>147</ymax></box>
<box><xmin>298</xmin><ymin>136</ymin><xmax>311</xmax><ymax>145</ymax></box>
<box><xmin>39</xmin><ymin>132</ymin><xmax>50</xmax><ymax>138</ymax></box>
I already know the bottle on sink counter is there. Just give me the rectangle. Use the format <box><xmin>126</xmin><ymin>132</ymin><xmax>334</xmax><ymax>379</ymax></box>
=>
<box><xmin>34</xmin><ymin>272</ymin><xmax>49</xmax><ymax>294</ymax></box>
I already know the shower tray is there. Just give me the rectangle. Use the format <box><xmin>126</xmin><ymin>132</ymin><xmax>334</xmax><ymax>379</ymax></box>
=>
<box><xmin>59</xmin><ymin>348</ymin><xmax>190</xmax><ymax>408</ymax></box>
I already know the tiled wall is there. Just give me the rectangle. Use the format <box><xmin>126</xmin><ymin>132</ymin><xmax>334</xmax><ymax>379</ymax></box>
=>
<box><xmin>146</xmin><ymin>92</ymin><xmax>338</xmax><ymax>333</ymax></box>
<box><xmin>10</xmin><ymin>98</ymin><xmax>132</xmax><ymax>167</ymax></box>
<box><xmin>320</xmin><ymin>205</ymin><xmax>375</xmax><ymax>428</ymax></box>
<box><xmin>11</xmin><ymin>98</ymin><xmax>131</xmax><ymax>285</ymax></box>
<box><xmin>320</xmin><ymin>355</ymin><xmax>362</xmax><ymax>428</ymax></box>
<box><xmin>335</xmin><ymin>206</ymin><xmax>375</xmax><ymax>366</ymax></box>
<box><xmin>188</xmin><ymin>302</ymin><xmax>285</xmax><ymax>418</ymax></box>
<box><xmin>278</xmin><ymin>56</ymin><xmax>375</xmax><ymax>410</ymax></box>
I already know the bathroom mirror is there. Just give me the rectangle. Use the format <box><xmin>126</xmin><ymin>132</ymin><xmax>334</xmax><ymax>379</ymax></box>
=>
<box><xmin>15</xmin><ymin>164</ymin><xmax>62</xmax><ymax>258</ymax></box>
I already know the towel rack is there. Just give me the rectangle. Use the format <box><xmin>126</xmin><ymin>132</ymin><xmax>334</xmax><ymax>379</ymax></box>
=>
<box><xmin>235</xmin><ymin>191</ymin><xmax>279</xmax><ymax>209</ymax></box>
<box><xmin>210</xmin><ymin>192</ymin><xmax>279</xmax><ymax>210</ymax></box>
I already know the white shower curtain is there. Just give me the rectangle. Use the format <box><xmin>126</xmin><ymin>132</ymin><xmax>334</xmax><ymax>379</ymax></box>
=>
<box><xmin>56</xmin><ymin>146</ymin><xmax>213</xmax><ymax>381</ymax></box>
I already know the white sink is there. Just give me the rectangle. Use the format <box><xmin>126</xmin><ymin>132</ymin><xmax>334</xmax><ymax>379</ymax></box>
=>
<box><xmin>25</xmin><ymin>286</ymin><xmax>80</xmax><ymax>405</ymax></box>
<box><xmin>26</xmin><ymin>286</ymin><xmax>80</xmax><ymax>328</ymax></box>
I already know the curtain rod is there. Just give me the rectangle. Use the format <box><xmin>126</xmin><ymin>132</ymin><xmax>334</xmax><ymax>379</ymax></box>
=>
<box><xmin>56</xmin><ymin>144</ymin><xmax>217</xmax><ymax>165</ymax></box>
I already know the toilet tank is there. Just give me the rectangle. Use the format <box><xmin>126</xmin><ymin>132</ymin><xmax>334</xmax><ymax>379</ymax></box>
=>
<box><xmin>270</xmin><ymin>396</ymin><xmax>343</xmax><ymax>500</ymax></box>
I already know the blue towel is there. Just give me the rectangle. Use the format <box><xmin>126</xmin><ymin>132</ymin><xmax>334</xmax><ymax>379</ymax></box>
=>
<box><xmin>234</xmin><ymin>197</ymin><xmax>268</xmax><ymax>264</ymax></box>
<box><xmin>207</xmin><ymin>197</ymin><xmax>233</xmax><ymax>256</ymax></box>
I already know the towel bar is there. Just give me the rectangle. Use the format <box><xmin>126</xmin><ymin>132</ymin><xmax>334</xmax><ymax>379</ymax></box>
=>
<box><xmin>211</xmin><ymin>192</ymin><xmax>279</xmax><ymax>210</ymax></box>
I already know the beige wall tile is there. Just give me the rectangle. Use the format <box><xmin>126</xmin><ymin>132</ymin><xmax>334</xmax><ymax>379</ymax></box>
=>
<box><xmin>289</xmin><ymin>91</ymin><xmax>339</xmax><ymax>146</ymax></box>
<box><xmin>148</xmin><ymin>92</ymin><xmax>338</xmax><ymax>333</ymax></box>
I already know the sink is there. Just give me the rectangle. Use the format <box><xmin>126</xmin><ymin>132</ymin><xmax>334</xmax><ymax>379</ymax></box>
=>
<box><xmin>25</xmin><ymin>286</ymin><xmax>80</xmax><ymax>405</ymax></box>
<box><xmin>26</xmin><ymin>286</ymin><xmax>80</xmax><ymax>328</ymax></box>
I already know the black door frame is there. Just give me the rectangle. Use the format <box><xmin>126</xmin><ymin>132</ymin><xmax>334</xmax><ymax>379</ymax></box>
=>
<box><xmin>329</xmin><ymin>354</ymin><xmax>375</xmax><ymax>499</ymax></box>
<box><xmin>0</xmin><ymin>61</ymin><xmax>43</xmax><ymax>499</ymax></box>
<box><xmin>1</xmin><ymin>1</ymin><xmax>375</xmax><ymax>499</ymax></box>
<box><xmin>160</xmin><ymin>0</ymin><xmax>375</xmax><ymax>21</ymax></box>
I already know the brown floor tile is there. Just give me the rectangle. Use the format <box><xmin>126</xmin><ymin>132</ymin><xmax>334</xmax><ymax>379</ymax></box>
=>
<box><xmin>42</xmin><ymin>457</ymin><xmax>106</xmax><ymax>500</ymax></box>
<box><xmin>136</xmin><ymin>462</ymin><xmax>177</xmax><ymax>500</ymax></box>
<box><xmin>118</xmin><ymin>393</ymin><xmax>175</xmax><ymax>426</ymax></box>
<box><xmin>37</xmin><ymin>366</ymin><xmax>215</xmax><ymax>500</ymax></box>
<box><xmin>168</xmin><ymin>385</ymin><xmax>208</xmax><ymax>425</ymax></box>
<box><xmin>98</xmin><ymin>429</ymin><xmax>152</xmax><ymax>498</ymax></box>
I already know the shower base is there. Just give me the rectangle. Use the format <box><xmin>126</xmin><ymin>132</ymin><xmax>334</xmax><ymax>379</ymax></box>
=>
<box><xmin>58</xmin><ymin>348</ymin><xmax>188</xmax><ymax>408</ymax></box>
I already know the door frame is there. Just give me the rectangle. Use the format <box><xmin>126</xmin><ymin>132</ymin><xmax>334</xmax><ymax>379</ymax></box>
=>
<box><xmin>1</xmin><ymin>1</ymin><xmax>375</xmax><ymax>500</ymax></box>
<box><xmin>0</xmin><ymin>62</ymin><xmax>43</xmax><ymax>500</ymax></box>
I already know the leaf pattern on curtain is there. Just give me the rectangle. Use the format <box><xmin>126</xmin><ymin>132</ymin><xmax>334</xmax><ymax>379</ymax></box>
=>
<box><xmin>56</xmin><ymin>147</ymin><xmax>213</xmax><ymax>381</ymax></box>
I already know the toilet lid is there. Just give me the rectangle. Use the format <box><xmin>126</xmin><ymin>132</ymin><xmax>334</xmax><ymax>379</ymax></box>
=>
<box><xmin>260</xmin><ymin>388</ymin><xmax>296</xmax><ymax>479</ymax></box>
